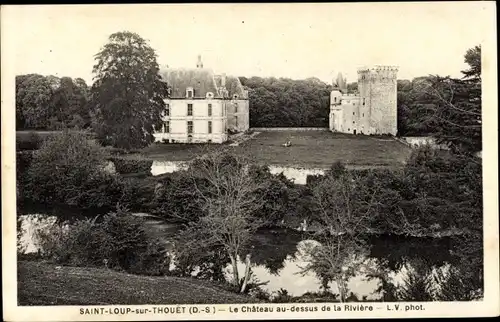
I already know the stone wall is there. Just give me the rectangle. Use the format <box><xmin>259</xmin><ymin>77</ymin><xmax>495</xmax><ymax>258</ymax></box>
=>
<box><xmin>227</xmin><ymin>99</ymin><xmax>250</xmax><ymax>132</ymax></box>
<box><xmin>252</xmin><ymin>127</ymin><xmax>329</xmax><ymax>131</ymax></box>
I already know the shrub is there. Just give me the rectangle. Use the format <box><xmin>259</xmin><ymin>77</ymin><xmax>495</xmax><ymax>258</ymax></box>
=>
<box><xmin>117</xmin><ymin>176</ymin><xmax>157</xmax><ymax>212</ymax></box>
<box><xmin>16</xmin><ymin>132</ymin><xmax>42</xmax><ymax>151</ymax></box>
<box><xmin>23</xmin><ymin>130</ymin><xmax>111</xmax><ymax>208</ymax></box>
<box><xmin>36</xmin><ymin>208</ymin><xmax>171</xmax><ymax>275</ymax></box>
<box><xmin>109</xmin><ymin>157</ymin><xmax>153</xmax><ymax>175</ymax></box>
<box><xmin>47</xmin><ymin>117</ymin><xmax>63</xmax><ymax>130</ymax></box>
<box><xmin>149</xmin><ymin>172</ymin><xmax>206</xmax><ymax>223</ymax></box>
<box><xmin>69</xmin><ymin>114</ymin><xmax>86</xmax><ymax>129</ymax></box>
<box><xmin>16</xmin><ymin>151</ymin><xmax>34</xmax><ymax>182</ymax></box>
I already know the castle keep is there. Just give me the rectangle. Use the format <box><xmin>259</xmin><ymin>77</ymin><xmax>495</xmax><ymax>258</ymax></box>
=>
<box><xmin>329</xmin><ymin>66</ymin><xmax>398</xmax><ymax>135</ymax></box>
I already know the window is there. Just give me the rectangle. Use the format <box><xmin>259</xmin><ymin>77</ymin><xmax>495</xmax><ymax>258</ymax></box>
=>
<box><xmin>186</xmin><ymin>88</ymin><xmax>194</xmax><ymax>98</ymax></box>
<box><xmin>334</xmin><ymin>97</ymin><xmax>337</xmax><ymax>103</ymax></box>
<box><xmin>235</xmin><ymin>116</ymin><xmax>238</xmax><ymax>127</ymax></box>
<box><xmin>187</xmin><ymin>121</ymin><xmax>193</xmax><ymax>134</ymax></box>
<box><xmin>208</xmin><ymin>121</ymin><xmax>212</xmax><ymax>134</ymax></box>
<box><xmin>234</xmin><ymin>104</ymin><xmax>238</xmax><ymax>113</ymax></box>
<box><xmin>208</xmin><ymin>104</ymin><xmax>212</xmax><ymax>116</ymax></box>
<box><xmin>353</xmin><ymin>121</ymin><xmax>355</xmax><ymax>124</ymax></box>
<box><xmin>353</xmin><ymin>112</ymin><xmax>355</xmax><ymax>115</ymax></box>
<box><xmin>166</xmin><ymin>121</ymin><xmax>170</xmax><ymax>133</ymax></box>
<box><xmin>187</xmin><ymin>104</ymin><xmax>193</xmax><ymax>116</ymax></box>
<box><xmin>363</xmin><ymin>98</ymin><xmax>366</xmax><ymax>105</ymax></box>
<box><xmin>166</xmin><ymin>104</ymin><xmax>170</xmax><ymax>116</ymax></box>
<box><xmin>362</xmin><ymin>113</ymin><xmax>364</xmax><ymax>117</ymax></box>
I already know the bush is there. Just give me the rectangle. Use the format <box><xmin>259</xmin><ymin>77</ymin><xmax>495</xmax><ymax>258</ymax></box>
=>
<box><xmin>17</xmin><ymin>150</ymin><xmax>35</xmax><ymax>204</ymax></box>
<box><xmin>109</xmin><ymin>157</ymin><xmax>153</xmax><ymax>175</ymax></box>
<box><xmin>149</xmin><ymin>172</ymin><xmax>206</xmax><ymax>223</ymax></box>
<box><xmin>37</xmin><ymin>208</ymin><xmax>171</xmax><ymax>275</ymax></box>
<box><xmin>117</xmin><ymin>176</ymin><xmax>157</xmax><ymax>212</ymax></box>
<box><xmin>16</xmin><ymin>132</ymin><xmax>42</xmax><ymax>151</ymax></box>
<box><xmin>69</xmin><ymin>114</ymin><xmax>86</xmax><ymax>129</ymax></box>
<box><xmin>17</xmin><ymin>150</ymin><xmax>34</xmax><ymax>178</ymax></box>
<box><xmin>23</xmin><ymin>131</ymin><xmax>112</xmax><ymax>208</ymax></box>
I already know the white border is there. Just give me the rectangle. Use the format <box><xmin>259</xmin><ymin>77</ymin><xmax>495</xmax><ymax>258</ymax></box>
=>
<box><xmin>2</xmin><ymin>3</ymin><xmax>499</xmax><ymax>320</ymax></box>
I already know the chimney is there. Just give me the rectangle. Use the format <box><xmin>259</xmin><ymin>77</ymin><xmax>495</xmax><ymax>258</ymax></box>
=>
<box><xmin>196</xmin><ymin>55</ymin><xmax>203</xmax><ymax>68</ymax></box>
<box><xmin>221</xmin><ymin>73</ymin><xmax>226</xmax><ymax>87</ymax></box>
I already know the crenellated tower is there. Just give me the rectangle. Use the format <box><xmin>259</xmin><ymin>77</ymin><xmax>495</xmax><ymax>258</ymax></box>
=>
<box><xmin>357</xmin><ymin>66</ymin><xmax>398</xmax><ymax>135</ymax></box>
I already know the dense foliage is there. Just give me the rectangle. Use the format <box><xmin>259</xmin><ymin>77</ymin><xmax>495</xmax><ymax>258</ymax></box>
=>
<box><xmin>89</xmin><ymin>31</ymin><xmax>169</xmax><ymax>149</ymax></box>
<box><xmin>35</xmin><ymin>207</ymin><xmax>170</xmax><ymax>276</ymax></box>
<box><xmin>239</xmin><ymin>77</ymin><xmax>332</xmax><ymax>127</ymax></box>
<box><xmin>109</xmin><ymin>157</ymin><xmax>153</xmax><ymax>175</ymax></box>
<box><xmin>16</xmin><ymin>74</ymin><xmax>90</xmax><ymax>130</ymax></box>
<box><xmin>22</xmin><ymin>131</ymin><xmax>118</xmax><ymax>209</ymax></box>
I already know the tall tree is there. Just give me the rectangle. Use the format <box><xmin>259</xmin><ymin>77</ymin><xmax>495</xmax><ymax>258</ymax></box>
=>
<box><xmin>177</xmin><ymin>151</ymin><xmax>265</xmax><ymax>292</ymax></box>
<box><xmin>422</xmin><ymin>46</ymin><xmax>482</xmax><ymax>154</ymax></box>
<box><xmin>90</xmin><ymin>31</ymin><xmax>168</xmax><ymax>149</ymax></box>
<box><xmin>15</xmin><ymin>74</ymin><xmax>54</xmax><ymax>129</ymax></box>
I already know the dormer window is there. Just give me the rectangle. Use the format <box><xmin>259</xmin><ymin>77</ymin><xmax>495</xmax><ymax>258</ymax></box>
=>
<box><xmin>206</xmin><ymin>92</ymin><xmax>214</xmax><ymax>99</ymax></box>
<box><xmin>233</xmin><ymin>94</ymin><xmax>239</xmax><ymax>100</ymax></box>
<box><xmin>186</xmin><ymin>87</ymin><xmax>194</xmax><ymax>98</ymax></box>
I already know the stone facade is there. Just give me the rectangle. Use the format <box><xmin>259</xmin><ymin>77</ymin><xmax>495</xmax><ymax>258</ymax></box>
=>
<box><xmin>153</xmin><ymin>56</ymin><xmax>249</xmax><ymax>144</ymax></box>
<box><xmin>329</xmin><ymin>66</ymin><xmax>398</xmax><ymax>135</ymax></box>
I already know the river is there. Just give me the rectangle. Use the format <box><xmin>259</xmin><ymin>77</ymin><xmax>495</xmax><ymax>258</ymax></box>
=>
<box><xmin>18</xmin><ymin>211</ymin><xmax>465</xmax><ymax>301</ymax></box>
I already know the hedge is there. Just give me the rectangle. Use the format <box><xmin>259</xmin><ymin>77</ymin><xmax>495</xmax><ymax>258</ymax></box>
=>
<box><xmin>16</xmin><ymin>132</ymin><xmax>43</xmax><ymax>151</ymax></box>
<box><xmin>108</xmin><ymin>157</ymin><xmax>153</xmax><ymax>175</ymax></box>
<box><xmin>17</xmin><ymin>151</ymin><xmax>34</xmax><ymax>177</ymax></box>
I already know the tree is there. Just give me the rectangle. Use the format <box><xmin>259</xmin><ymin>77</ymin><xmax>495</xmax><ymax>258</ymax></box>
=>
<box><xmin>240</xmin><ymin>76</ymin><xmax>331</xmax><ymax>128</ymax></box>
<box><xmin>461</xmin><ymin>45</ymin><xmax>481</xmax><ymax>82</ymax></box>
<box><xmin>15</xmin><ymin>74</ymin><xmax>54</xmax><ymax>129</ymax></box>
<box><xmin>176</xmin><ymin>151</ymin><xmax>265</xmax><ymax>292</ymax></box>
<box><xmin>302</xmin><ymin>169</ymin><xmax>387</xmax><ymax>301</ymax></box>
<box><xmin>90</xmin><ymin>31</ymin><xmax>168</xmax><ymax>149</ymax></box>
<box><xmin>419</xmin><ymin>46</ymin><xmax>482</xmax><ymax>154</ymax></box>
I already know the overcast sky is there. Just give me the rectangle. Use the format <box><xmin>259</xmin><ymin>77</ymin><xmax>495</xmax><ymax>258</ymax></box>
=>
<box><xmin>2</xmin><ymin>2</ymin><xmax>495</xmax><ymax>85</ymax></box>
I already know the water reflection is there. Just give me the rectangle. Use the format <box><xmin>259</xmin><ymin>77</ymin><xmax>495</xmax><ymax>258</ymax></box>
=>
<box><xmin>149</xmin><ymin>160</ymin><xmax>325</xmax><ymax>185</ymax></box>
<box><xmin>18</xmin><ymin>213</ymin><xmax>471</xmax><ymax>301</ymax></box>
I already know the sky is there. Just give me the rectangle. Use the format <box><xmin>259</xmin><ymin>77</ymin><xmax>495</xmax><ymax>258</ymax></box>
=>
<box><xmin>2</xmin><ymin>2</ymin><xmax>495</xmax><ymax>86</ymax></box>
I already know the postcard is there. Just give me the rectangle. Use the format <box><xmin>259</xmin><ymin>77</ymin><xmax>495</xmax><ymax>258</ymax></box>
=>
<box><xmin>2</xmin><ymin>2</ymin><xmax>498</xmax><ymax>320</ymax></box>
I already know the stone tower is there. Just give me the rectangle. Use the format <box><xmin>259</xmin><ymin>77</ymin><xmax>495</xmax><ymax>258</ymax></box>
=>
<box><xmin>357</xmin><ymin>66</ymin><xmax>398</xmax><ymax>135</ymax></box>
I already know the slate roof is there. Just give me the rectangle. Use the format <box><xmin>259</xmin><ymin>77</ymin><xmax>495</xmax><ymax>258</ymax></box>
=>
<box><xmin>159</xmin><ymin>67</ymin><xmax>247</xmax><ymax>100</ymax></box>
<box><xmin>159</xmin><ymin>68</ymin><xmax>219</xmax><ymax>99</ymax></box>
<box><xmin>214</xmin><ymin>75</ymin><xmax>247</xmax><ymax>99</ymax></box>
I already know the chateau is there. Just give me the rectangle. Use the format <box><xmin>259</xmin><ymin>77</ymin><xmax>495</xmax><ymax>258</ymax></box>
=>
<box><xmin>329</xmin><ymin>66</ymin><xmax>398</xmax><ymax>135</ymax></box>
<box><xmin>154</xmin><ymin>56</ymin><xmax>249</xmax><ymax>144</ymax></box>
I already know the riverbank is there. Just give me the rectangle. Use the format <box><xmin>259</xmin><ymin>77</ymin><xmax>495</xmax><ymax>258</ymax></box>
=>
<box><xmin>18</xmin><ymin>261</ymin><xmax>258</xmax><ymax>305</ymax></box>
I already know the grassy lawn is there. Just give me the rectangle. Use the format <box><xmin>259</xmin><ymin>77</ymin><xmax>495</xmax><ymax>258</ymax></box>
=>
<box><xmin>141</xmin><ymin>131</ymin><xmax>412</xmax><ymax>169</ymax></box>
<box><xmin>18</xmin><ymin>261</ymin><xmax>258</xmax><ymax>305</ymax></box>
<box><xmin>17</xmin><ymin>130</ymin><xmax>412</xmax><ymax>168</ymax></box>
